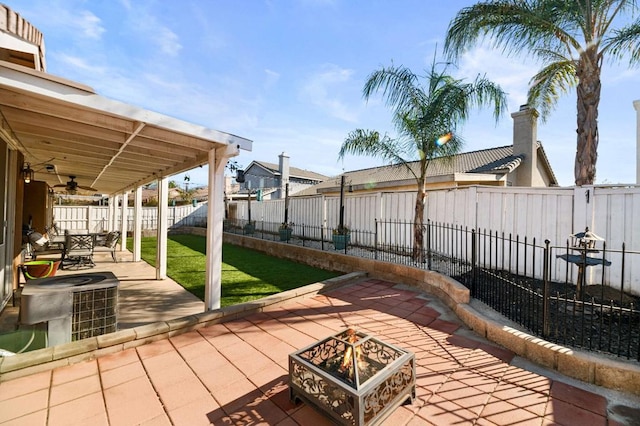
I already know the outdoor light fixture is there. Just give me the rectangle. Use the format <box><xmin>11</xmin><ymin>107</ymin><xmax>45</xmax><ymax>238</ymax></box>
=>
<box><xmin>22</xmin><ymin>163</ymin><xmax>34</xmax><ymax>183</ymax></box>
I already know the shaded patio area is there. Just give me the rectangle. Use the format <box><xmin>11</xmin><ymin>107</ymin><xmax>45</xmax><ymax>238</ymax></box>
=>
<box><xmin>2</xmin><ymin>271</ymin><xmax>639</xmax><ymax>425</ymax></box>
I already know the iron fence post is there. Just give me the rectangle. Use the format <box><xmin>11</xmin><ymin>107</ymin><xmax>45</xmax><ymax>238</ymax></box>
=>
<box><xmin>471</xmin><ymin>228</ymin><xmax>477</xmax><ymax>297</ymax></box>
<box><xmin>543</xmin><ymin>239</ymin><xmax>550</xmax><ymax>338</ymax></box>
<box><xmin>427</xmin><ymin>219</ymin><xmax>432</xmax><ymax>270</ymax></box>
<box><xmin>374</xmin><ymin>219</ymin><xmax>378</xmax><ymax>260</ymax></box>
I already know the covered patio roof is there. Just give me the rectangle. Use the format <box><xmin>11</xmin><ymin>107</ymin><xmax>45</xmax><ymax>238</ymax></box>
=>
<box><xmin>0</xmin><ymin>61</ymin><xmax>252</xmax><ymax>195</ymax></box>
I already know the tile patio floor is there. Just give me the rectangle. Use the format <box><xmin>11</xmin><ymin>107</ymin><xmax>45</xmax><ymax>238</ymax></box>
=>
<box><xmin>1</xmin><ymin>278</ymin><xmax>640</xmax><ymax>425</ymax></box>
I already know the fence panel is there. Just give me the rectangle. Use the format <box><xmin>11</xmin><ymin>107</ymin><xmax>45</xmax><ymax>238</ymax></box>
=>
<box><xmin>381</xmin><ymin>192</ymin><xmax>415</xmax><ymax>222</ymax></box>
<box><xmin>593</xmin><ymin>187</ymin><xmax>640</xmax><ymax>295</ymax></box>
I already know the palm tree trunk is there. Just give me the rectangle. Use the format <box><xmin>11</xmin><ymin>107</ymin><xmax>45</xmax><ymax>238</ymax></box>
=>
<box><xmin>574</xmin><ymin>51</ymin><xmax>601</xmax><ymax>186</ymax></box>
<box><xmin>412</xmin><ymin>186</ymin><xmax>426</xmax><ymax>262</ymax></box>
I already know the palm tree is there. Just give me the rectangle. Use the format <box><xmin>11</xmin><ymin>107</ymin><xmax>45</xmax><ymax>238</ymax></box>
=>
<box><xmin>444</xmin><ymin>0</ymin><xmax>640</xmax><ymax>186</ymax></box>
<box><xmin>339</xmin><ymin>60</ymin><xmax>506</xmax><ymax>261</ymax></box>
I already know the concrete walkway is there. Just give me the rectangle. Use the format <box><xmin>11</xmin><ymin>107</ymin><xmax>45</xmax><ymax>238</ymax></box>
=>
<box><xmin>1</xmin><ymin>275</ymin><xmax>639</xmax><ymax>425</ymax></box>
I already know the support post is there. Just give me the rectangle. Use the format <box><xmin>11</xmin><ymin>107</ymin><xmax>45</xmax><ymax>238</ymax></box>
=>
<box><xmin>156</xmin><ymin>177</ymin><xmax>168</xmax><ymax>280</ymax></box>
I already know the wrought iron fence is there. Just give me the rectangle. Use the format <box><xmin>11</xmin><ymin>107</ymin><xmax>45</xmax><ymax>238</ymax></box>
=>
<box><xmin>215</xmin><ymin>217</ymin><xmax>640</xmax><ymax>361</ymax></box>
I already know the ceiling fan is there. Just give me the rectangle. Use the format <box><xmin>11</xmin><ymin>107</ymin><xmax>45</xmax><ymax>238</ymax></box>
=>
<box><xmin>53</xmin><ymin>176</ymin><xmax>97</xmax><ymax>193</ymax></box>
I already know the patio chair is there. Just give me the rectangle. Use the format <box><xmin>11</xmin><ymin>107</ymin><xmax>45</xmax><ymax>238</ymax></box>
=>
<box><xmin>63</xmin><ymin>233</ymin><xmax>95</xmax><ymax>269</ymax></box>
<box><xmin>93</xmin><ymin>231</ymin><xmax>121</xmax><ymax>262</ymax></box>
<box><xmin>26</xmin><ymin>231</ymin><xmax>64</xmax><ymax>261</ymax></box>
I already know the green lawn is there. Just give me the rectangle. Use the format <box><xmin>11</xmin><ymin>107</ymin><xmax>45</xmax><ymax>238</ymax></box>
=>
<box><xmin>132</xmin><ymin>234</ymin><xmax>339</xmax><ymax>306</ymax></box>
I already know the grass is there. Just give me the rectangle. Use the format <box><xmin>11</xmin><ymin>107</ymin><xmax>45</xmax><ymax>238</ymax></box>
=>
<box><xmin>133</xmin><ymin>234</ymin><xmax>339</xmax><ymax>307</ymax></box>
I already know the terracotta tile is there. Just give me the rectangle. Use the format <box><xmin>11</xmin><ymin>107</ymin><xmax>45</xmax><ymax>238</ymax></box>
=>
<box><xmin>103</xmin><ymin>376</ymin><xmax>165</xmax><ymax>426</ymax></box>
<box><xmin>166</xmin><ymin>394</ymin><xmax>220</xmax><ymax>425</ymax></box>
<box><xmin>138</xmin><ymin>414</ymin><xmax>173</xmax><ymax>426</ymax></box>
<box><xmin>155</xmin><ymin>375</ymin><xmax>212</xmax><ymax>411</ymax></box>
<box><xmin>289</xmin><ymin>404</ymin><xmax>336</xmax><ymax>426</ymax></box>
<box><xmin>380</xmin><ymin>405</ymin><xmax>415</xmax><ymax>425</ymax></box>
<box><xmin>500</xmin><ymin>366</ymin><xmax>552</xmax><ymax>395</ymax></box>
<box><xmin>50</xmin><ymin>374</ymin><xmax>101</xmax><ymax>406</ymax></box>
<box><xmin>225</xmin><ymin>395</ymin><xmax>288</xmax><ymax>425</ymax></box>
<box><xmin>274</xmin><ymin>417</ymin><xmax>300</xmax><ymax>426</ymax></box>
<box><xmin>199</xmin><ymin>325</ymin><xmax>243</xmax><ymax>348</ymax></box>
<box><xmin>97</xmin><ymin>347</ymin><xmax>139</xmax><ymax>372</ymax></box>
<box><xmin>142</xmin><ymin>350</ymin><xmax>194</xmax><ymax>387</ymax></box>
<box><xmin>550</xmin><ymin>381</ymin><xmax>607</xmax><ymax>416</ymax></box>
<box><xmin>136</xmin><ymin>338</ymin><xmax>175</xmax><ymax>359</ymax></box>
<box><xmin>48</xmin><ymin>393</ymin><xmax>107</xmax><ymax>426</ymax></box>
<box><xmin>247</xmin><ymin>364</ymin><xmax>288</xmax><ymax>391</ymax></box>
<box><xmin>417</xmin><ymin>394</ymin><xmax>477</xmax><ymax>425</ymax></box>
<box><xmin>406</xmin><ymin>414</ymin><xmax>437</xmax><ymax>426</ymax></box>
<box><xmin>0</xmin><ymin>370</ymin><xmax>51</xmax><ymax>401</ymax></box>
<box><xmin>435</xmin><ymin>383</ymin><xmax>490</xmax><ymax>415</ymax></box>
<box><xmin>0</xmin><ymin>409</ymin><xmax>47</xmax><ymax>426</ymax></box>
<box><xmin>480</xmin><ymin>396</ymin><xmax>539</xmax><ymax>424</ymax></box>
<box><xmin>264</xmin><ymin>382</ymin><xmax>300</xmax><ymax>415</ymax></box>
<box><xmin>51</xmin><ymin>359</ymin><xmax>98</xmax><ymax>386</ymax></box>
<box><xmin>0</xmin><ymin>388</ymin><xmax>48</xmax><ymax>423</ymax></box>
<box><xmin>479</xmin><ymin>342</ymin><xmax>515</xmax><ymax>363</ymax></box>
<box><xmin>100</xmin><ymin>359</ymin><xmax>147</xmax><ymax>389</ymax></box>
<box><xmin>198</xmin><ymin>365</ymin><xmax>245</xmax><ymax>394</ymax></box>
<box><xmin>169</xmin><ymin>330</ymin><xmax>206</xmax><ymax>348</ymax></box>
<box><xmin>212</xmin><ymin>376</ymin><xmax>261</xmax><ymax>412</ymax></box>
<box><xmin>545</xmin><ymin>397</ymin><xmax>606</xmax><ymax>426</ymax></box>
<box><xmin>223</xmin><ymin>318</ymin><xmax>253</xmax><ymax>333</ymax></box>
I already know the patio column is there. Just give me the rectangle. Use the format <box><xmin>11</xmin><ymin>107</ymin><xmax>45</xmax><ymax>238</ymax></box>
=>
<box><xmin>109</xmin><ymin>195</ymin><xmax>118</xmax><ymax>231</ymax></box>
<box><xmin>120</xmin><ymin>191</ymin><xmax>128</xmax><ymax>252</ymax></box>
<box><xmin>205</xmin><ymin>143</ymin><xmax>239</xmax><ymax>311</ymax></box>
<box><xmin>156</xmin><ymin>176</ymin><xmax>169</xmax><ymax>280</ymax></box>
<box><xmin>133</xmin><ymin>186</ymin><xmax>142</xmax><ymax>262</ymax></box>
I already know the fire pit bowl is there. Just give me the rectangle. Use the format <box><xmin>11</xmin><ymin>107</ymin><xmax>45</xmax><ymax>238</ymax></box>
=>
<box><xmin>289</xmin><ymin>328</ymin><xmax>415</xmax><ymax>426</ymax></box>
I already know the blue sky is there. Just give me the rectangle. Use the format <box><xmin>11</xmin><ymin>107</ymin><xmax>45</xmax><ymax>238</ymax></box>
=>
<box><xmin>9</xmin><ymin>0</ymin><xmax>640</xmax><ymax>187</ymax></box>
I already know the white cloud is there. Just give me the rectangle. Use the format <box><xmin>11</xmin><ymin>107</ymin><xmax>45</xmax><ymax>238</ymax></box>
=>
<box><xmin>156</xmin><ymin>26</ymin><xmax>182</xmax><ymax>56</ymax></box>
<box><xmin>55</xmin><ymin>53</ymin><xmax>106</xmax><ymax>74</ymax></box>
<box><xmin>125</xmin><ymin>7</ymin><xmax>182</xmax><ymax>57</ymax></box>
<box><xmin>77</xmin><ymin>10</ymin><xmax>105</xmax><ymax>40</ymax></box>
<box><xmin>300</xmin><ymin>64</ymin><xmax>359</xmax><ymax>123</ymax></box>
<box><xmin>264</xmin><ymin>69</ymin><xmax>280</xmax><ymax>90</ymax></box>
<box><xmin>455</xmin><ymin>46</ymin><xmax>536</xmax><ymax>110</ymax></box>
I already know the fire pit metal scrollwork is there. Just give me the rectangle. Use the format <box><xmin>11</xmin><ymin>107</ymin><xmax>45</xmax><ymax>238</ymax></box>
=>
<box><xmin>289</xmin><ymin>328</ymin><xmax>415</xmax><ymax>426</ymax></box>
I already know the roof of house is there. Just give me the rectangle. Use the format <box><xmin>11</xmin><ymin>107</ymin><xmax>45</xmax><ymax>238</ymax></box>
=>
<box><xmin>246</xmin><ymin>161</ymin><xmax>329</xmax><ymax>182</ymax></box>
<box><xmin>297</xmin><ymin>143</ymin><xmax>557</xmax><ymax>195</ymax></box>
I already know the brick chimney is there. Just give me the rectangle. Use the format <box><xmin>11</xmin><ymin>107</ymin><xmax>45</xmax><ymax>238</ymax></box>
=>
<box><xmin>278</xmin><ymin>151</ymin><xmax>290</xmax><ymax>199</ymax></box>
<box><xmin>635</xmin><ymin>100</ymin><xmax>640</xmax><ymax>184</ymax></box>
<box><xmin>511</xmin><ymin>105</ymin><xmax>539</xmax><ymax>186</ymax></box>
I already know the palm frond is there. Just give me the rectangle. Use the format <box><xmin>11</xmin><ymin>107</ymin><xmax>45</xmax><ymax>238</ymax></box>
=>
<box><xmin>363</xmin><ymin>66</ymin><xmax>427</xmax><ymax>116</ymax></box>
<box><xmin>527</xmin><ymin>60</ymin><xmax>577</xmax><ymax>120</ymax></box>
<box><xmin>444</xmin><ymin>1</ymin><xmax>582</xmax><ymax>62</ymax></box>
<box><xmin>339</xmin><ymin>129</ymin><xmax>408</xmax><ymax>164</ymax></box>
<box><xmin>604</xmin><ymin>19</ymin><xmax>640</xmax><ymax>65</ymax></box>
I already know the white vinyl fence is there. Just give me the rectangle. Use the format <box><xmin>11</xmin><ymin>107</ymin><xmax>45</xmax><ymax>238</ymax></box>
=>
<box><xmin>228</xmin><ymin>185</ymin><xmax>640</xmax><ymax>295</ymax></box>
<box><xmin>53</xmin><ymin>203</ymin><xmax>207</xmax><ymax>233</ymax></box>
<box><xmin>53</xmin><ymin>185</ymin><xmax>640</xmax><ymax>295</ymax></box>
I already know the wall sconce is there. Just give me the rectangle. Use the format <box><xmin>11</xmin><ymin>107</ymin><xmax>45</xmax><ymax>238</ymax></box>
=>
<box><xmin>22</xmin><ymin>163</ymin><xmax>34</xmax><ymax>183</ymax></box>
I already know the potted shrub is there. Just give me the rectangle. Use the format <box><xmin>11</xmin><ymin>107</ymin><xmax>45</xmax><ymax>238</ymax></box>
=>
<box><xmin>332</xmin><ymin>226</ymin><xmax>350</xmax><ymax>250</ymax></box>
<box><xmin>243</xmin><ymin>221</ymin><xmax>255</xmax><ymax>235</ymax></box>
<box><xmin>279</xmin><ymin>222</ymin><xmax>293</xmax><ymax>241</ymax></box>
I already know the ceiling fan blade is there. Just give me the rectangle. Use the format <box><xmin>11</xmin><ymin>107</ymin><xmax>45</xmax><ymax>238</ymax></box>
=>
<box><xmin>77</xmin><ymin>185</ymin><xmax>98</xmax><ymax>192</ymax></box>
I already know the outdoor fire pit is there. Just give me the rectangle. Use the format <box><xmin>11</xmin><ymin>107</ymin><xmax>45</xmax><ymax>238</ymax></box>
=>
<box><xmin>289</xmin><ymin>328</ymin><xmax>415</xmax><ymax>426</ymax></box>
